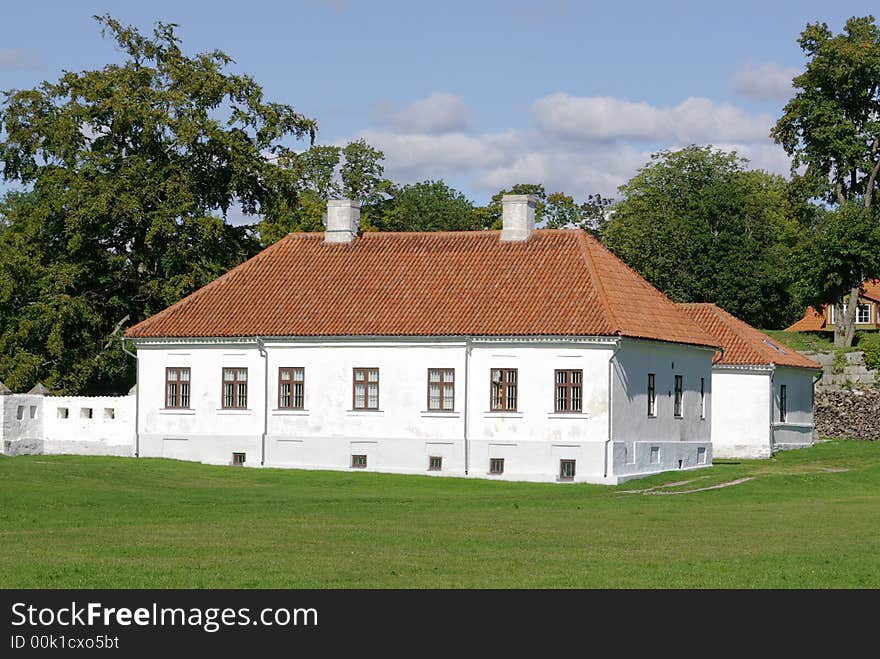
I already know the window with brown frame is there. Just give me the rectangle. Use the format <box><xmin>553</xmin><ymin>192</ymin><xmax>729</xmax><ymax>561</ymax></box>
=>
<box><xmin>554</xmin><ymin>369</ymin><xmax>583</xmax><ymax>412</ymax></box>
<box><xmin>166</xmin><ymin>367</ymin><xmax>191</xmax><ymax>408</ymax></box>
<box><xmin>278</xmin><ymin>367</ymin><xmax>305</xmax><ymax>409</ymax></box>
<box><xmin>351</xmin><ymin>454</ymin><xmax>367</xmax><ymax>468</ymax></box>
<box><xmin>222</xmin><ymin>367</ymin><xmax>248</xmax><ymax>409</ymax></box>
<box><xmin>674</xmin><ymin>375</ymin><xmax>683</xmax><ymax>418</ymax></box>
<box><xmin>489</xmin><ymin>458</ymin><xmax>505</xmax><ymax>475</ymax></box>
<box><xmin>428</xmin><ymin>456</ymin><xmax>442</xmax><ymax>471</ymax></box>
<box><xmin>490</xmin><ymin>368</ymin><xmax>518</xmax><ymax>411</ymax></box>
<box><xmin>779</xmin><ymin>384</ymin><xmax>787</xmax><ymax>423</ymax></box>
<box><xmin>559</xmin><ymin>459</ymin><xmax>576</xmax><ymax>481</ymax></box>
<box><xmin>427</xmin><ymin>368</ymin><xmax>455</xmax><ymax>411</ymax></box>
<box><xmin>353</xmin><ymin>368</ymin><xmax>379</xmax><ymax>410</ymax></box>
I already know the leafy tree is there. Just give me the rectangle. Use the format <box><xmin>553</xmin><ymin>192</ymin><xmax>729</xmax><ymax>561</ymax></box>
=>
<box><xmin>543</xmin><ymin>191</ymin><xmax>613</xmax><ymax>237</ymax></box>
<box><xmin>0</xmin><ymin>15</ymin><xmax>315</xmax><ymax>393</ymax></box>
<box><xmin>771</xmin><ymin>15</ymin><xmax>880</xmax><ymax>346</ymax></box>
<box><xmin>372</xmin><ymin>180</ymin><xmax>477</xmax><ymax>232</ymax></box>
<box><xmin>603</xmin><ymin>146</ymin><xmax>798</xmax><ymax>329</ymax></box>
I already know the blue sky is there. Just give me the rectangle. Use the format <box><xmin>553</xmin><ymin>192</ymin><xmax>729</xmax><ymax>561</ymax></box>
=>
<box><xmin>1</xmin><ymin>0</ymin><xmax>877</xmax><ymax>212</ymax></box>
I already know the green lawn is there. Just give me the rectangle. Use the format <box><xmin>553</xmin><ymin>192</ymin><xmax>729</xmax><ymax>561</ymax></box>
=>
<box><xmin>2</xmin><ymin>441</ymin><xmax>879</xmax><ymax>588</ymax></box>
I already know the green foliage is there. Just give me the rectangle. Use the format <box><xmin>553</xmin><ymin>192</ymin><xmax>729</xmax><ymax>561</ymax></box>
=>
<box><xmin>761</xmin><ymin>330</ymin><xmax>835</xmax><ymax>353</ymax></box>
<box><xmin>0</xmin><ymin>15</ymin><xmax>315</xmax><ymax>393</ymax></box>
<box><xmin>603</xmin><ymin>146</ymin><xmax>799</xmax><ymax>328</ymax></box>
<box><xmin>2</xmin><ymin>441</ymin><xmax>880</xmax><ymax>587</ymax></box>
<box><xmin>771</xmin><ymin>15</ymin><xmax>880</xmax><ymax>346</ymax></box>
<box><xmin>371</xmin><ymin>180</ymin><xmax>478</xmax><ymax>232</ymax></box>
<box><xmin>856</xmin><ymin>331</ymin><xmax>880</xmax><ymax>370</ymax></box>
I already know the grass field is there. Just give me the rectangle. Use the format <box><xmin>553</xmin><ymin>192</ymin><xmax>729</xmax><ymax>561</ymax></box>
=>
<box><xmin>2</xmin><ymin>441</ymin><xmax>879</xmax><ymax>588</ymax></box>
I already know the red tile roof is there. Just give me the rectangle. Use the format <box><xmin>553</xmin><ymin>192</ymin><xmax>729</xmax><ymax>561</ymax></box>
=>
<box><xmin>126</xmin><ymin>229</ymin><xmax>719</xmax><ymax>348</ymax></box>
<box><xmin>859</xmin><ymin>279</ymin><xmax>880</xmax><ymax>302</ymax></box>
<box><xmin>785</xmin><ymin>306</ymin><xmax>826</xmax><ymax>332</ymax></box>
<box><xmin>678</xmin><ymin>303</ymin><xmax>821</xmax><ymax>369</ymax></box>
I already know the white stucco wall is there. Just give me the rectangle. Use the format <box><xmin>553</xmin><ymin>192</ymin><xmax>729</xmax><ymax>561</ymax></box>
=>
<box><xmin>42</xmin><ymin>396</ymin><xmax>135</xmax><ymax>456</ymax></box>
<box><xmin>712</xmin><ymin>368</ymin><xmax>772</xmax><ymax>458</ymax></box>
<box><xmin>1</xmin><ymin>395</ymin><xmax>44</xmax><ymax>454</ymax></box>
<box><xmin>770</xmin><ymin>366</ymin><xmax>817</xmax><ymax>452</ymax></box>
<box><xmin>133</xmin><ymin>335</ymin><xmax>714</xmax><ymax>484</ymax></box>
<box><xmin>609</xmin><ymin>339</ymin><xmax>714</xmax><ymax>481</ymax></box>
<box><xmin>711</xmin><ymin>365</ymin><xmax>817</xmax><ymax>459</ymax></box>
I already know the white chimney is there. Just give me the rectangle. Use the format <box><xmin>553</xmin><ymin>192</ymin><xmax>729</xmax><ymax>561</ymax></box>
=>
<box><xmin>500</xmin><ymin>194</ymin><xmax>536</xmax><ymax>242</ymax></box>
<box><xmin>324</xmin><ymin>199</ymin><xmax>361</xmax><ymax>243</ymax></box>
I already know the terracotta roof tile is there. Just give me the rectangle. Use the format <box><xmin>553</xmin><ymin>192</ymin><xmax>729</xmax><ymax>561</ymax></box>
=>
<box><xmin>126</xmin><ymin>229</ymin><xmax>719</xmax><ymax>348</ymax></box>
<box><xmin>678</xmin><ymin>303</ymin><xmax>821</xmax><ymax>369</ymax></box>
<box><xmin>785</xmin><ymin>306</ymin><xmax>826</xmax><ymax>332</ymax></box>
<box><xmin>859</xmin><ymin>279</ymin><xmax>880</xmax><ymax>302</ymax></box>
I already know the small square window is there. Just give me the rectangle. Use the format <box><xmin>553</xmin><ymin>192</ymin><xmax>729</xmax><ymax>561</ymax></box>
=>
<box><xmin>697</xmin><ymin>446</ymin><xmax>707</xmax><ymax>465</ymax></box>
<box><xmin>232</xmin><ymin>452</ymin><xmax>246</xmax><ymax>466</ymax></box>
<box><xmin>80</xmin><ymin>407</ymin><xmax>93</xmax><ymax>419</ymax></box>
<box><xmin>428</xmin><ymin>456</ymin><xmax>442</xmax><ymax>471</ymax></box>
<box><xmin>103</xmin><ymin>408</ymin><xmax>115</xmax><ymax>419</ymax></box>
<box><xmin>489</xmin><ymin>458</ymin><xmax>505</xmax><ymax>475</ymax></box>
<box><xmin>16</xmin><ymin>405</ymin><xmax>24</xmax><ymax>420</ymax></box>
<box><xmin>57</xmin><ymin>407</ymin><xmax>69</xmax><ymax>419</ymax></box>
<box><xmin>650</xmin><ymin>446</ymin><xmax>660</xmax><ymax>464</ymax></box>
<box><xmin>559</xmin><ymin>460</ymin><xmax>576</xmax><ymax>481</ymax></box>
<box><xmin>351</xmin><ymin>454</ymin><xmax>367</xmax><ymax>469</ymax></box>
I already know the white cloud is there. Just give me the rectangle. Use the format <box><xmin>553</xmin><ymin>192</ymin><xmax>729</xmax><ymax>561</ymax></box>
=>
<box><xmin>355</xmin><ymin>129</ymin><xmax>520</xmax><ymax>183</ymax></box>
<box><xmin>0</xmin><ymin>48</ymin><xmax>43</xmax><ymax>72</ymax></box>
<box><xmin>730</xmin><ymin>60</ymin><xmax>800</xmax><ymax>102</ymax></box>
<box><xmin>532</xmin><ymin>93</ymin><xmax>774</xmax><ymax>143</ymax></box>
<box><xmin>372</xmin><ymin>92</ymin><xmax>474</xmax><ymax>134</ymax></box>
<box><xmin>344</xmin><ymin>91</ymin><xmax>792</xmax><ymax>202</ymax></box>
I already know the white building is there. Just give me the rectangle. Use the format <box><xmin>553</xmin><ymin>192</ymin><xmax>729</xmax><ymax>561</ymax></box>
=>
<box><xmin>123</xmin><ymin>196</ymin><xmax>722</xmax><ymax>484</ymax></box>
<box><xmin>679</xmin><ymin>303</ymin><xmax>822</xmax><ymax>459</ymax></box>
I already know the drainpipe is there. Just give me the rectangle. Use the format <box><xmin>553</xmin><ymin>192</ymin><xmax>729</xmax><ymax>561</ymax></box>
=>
<box><xmin>768</xmin><ymin>364</ymin><xmax>777</xmax><ymax>452</ymax></box>
<box><xmin>256</xmin><ymin>336</ymin><xmax>268</xmax><ymax>467</ymax></box>
<box><xmin>463</xmin><ymin>337</ymin><xmax>472</xmax><ymax>476</ymax></box>
<box><xmin>604</xmin><ymin>338</ymin><xmax>622</xmax><ymax>480</ymax></box>
<box><xmin>120</xmin><ymin>337</ymin><xmax>139</xmax><ymax>458</ymax></box>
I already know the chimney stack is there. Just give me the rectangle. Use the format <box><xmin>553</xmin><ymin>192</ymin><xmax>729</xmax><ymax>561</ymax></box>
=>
<box><xmin>500</xmin><ymin>194</ymin><xmax>536</xmax><ymax>242</ymax></box>
<box><xmin>324</xmin><ymin>199</ymin><xmax>361</xmax><ymax>244</ymax></box>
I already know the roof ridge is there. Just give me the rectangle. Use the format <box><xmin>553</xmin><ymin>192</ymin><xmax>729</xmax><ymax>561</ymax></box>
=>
<box><xmin>575</xmin><ymin>231</ymin><xmax>620</xmax><ymax>334</ymax></box>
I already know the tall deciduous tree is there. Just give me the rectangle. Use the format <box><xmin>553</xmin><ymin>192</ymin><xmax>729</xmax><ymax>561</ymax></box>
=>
<box><xmin>0</xmin><ymin>15</ymin><xmax>316</xmax><ymax>393</ymax></box>
<box><xmin>603</xmin><ymin>146</ymin><xmax>798</xmax><ymax>329</ymax></box>
<box><xmin>372</xmin><ymin>180</ymin><xmax>477</xmax><ymax>232</ymax></box>
<box><xmin>771</xmin><ymin>15</ymin><xmax>880</xmax><ymax>346</ymax></box>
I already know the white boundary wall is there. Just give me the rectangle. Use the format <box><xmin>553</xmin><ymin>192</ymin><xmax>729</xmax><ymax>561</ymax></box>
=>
<box><xmin>1</xmin><ymin>394</ymin><xmax>134</xmax><ymax>456</ymax></box>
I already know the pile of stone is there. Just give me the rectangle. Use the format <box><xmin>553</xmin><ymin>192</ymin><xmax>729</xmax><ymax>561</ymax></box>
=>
<box><xmin>814</xmin><ymin>389</ymin><xmax>880</xmax><ymax>440</ymax></box>
<box><xmin>805</xmin><ymin>351</ymin><xmax>879</xmax><ymax>392</ymax></box>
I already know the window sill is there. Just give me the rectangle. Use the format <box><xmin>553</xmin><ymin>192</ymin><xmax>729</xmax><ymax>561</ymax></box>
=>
<box><xmin>271</xmin><ymin>409</ymin><xmax>310</xmax><ymax>416</ymax></box>
<box><xmin>159</xmin><ymin>408</ymin><xmax>196</xmax><ymax>415</ymax></box>
<box><xmin>482</xmin><ymin>411</ymin><xmax>523</xmax><ymax>419</ymax></box>
<box><xmin>547</xmin><ymin>412</ymin><xmax>589</xmax><ymax>419</ymax></box>
<box><xmin>346</xmin><ymin>410</ymin><xmax>385</xmax><ymax>417</ymax></box>
<box><xmin>420</xmin><ymin>410</ymin><xmax>461</xmax><ymax>418</ymax></box>
<box><xmin>215</xmin><ymin>408</ymin><xmax>253</xmax><ymax>415</ymax></box>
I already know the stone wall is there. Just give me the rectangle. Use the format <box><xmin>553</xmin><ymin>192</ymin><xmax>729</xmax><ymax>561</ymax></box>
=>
<box><xmin>805</xmin><ymin>350</ymin><xmax>879</xmax><ymax>392</ymax></box>
<box><xmin>814</xmin><ymin>389</ymin><xmax>880</xmax><ymax>440</ymax></box>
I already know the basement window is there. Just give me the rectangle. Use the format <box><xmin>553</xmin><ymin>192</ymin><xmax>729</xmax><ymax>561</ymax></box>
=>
<box><xmin>351</xmin><ymin>454</ymin><xmax>367</xmax><ymax>469</ymax></box>
<box><xmin>559</xmin><ymin>460</ymin><xmax>576</xmax><ymax>481</ymax></box>
<box><xmin>232</xmin><ymin>452</ymin><xmax>246</xmax><ymax>466</ymax></box>
<box><xmin>490</xmin><ymin>458</ymin><xmax>505</xmax><ymax>475</ymax></box>
<box><xmin>103</xmin><ymin>408</ymin><xmax>115</xmax><ymax>419</ymax></box>
<box><xmin>697</xmin><ymin>447</ymin><xmax>707</xmax><ymax>465</ymax></box>
<box><xmin>80</xmin><ymin>407</ymin><xmax>93</xmax><ymax>419</ymax></box>
<box><xmin>650</xmin><ymin>446</ymin><xmax>660</xmax><ymax>464</ymax></box>
<box><xmin>57</xmin><ymin>407</ymin><xmax>69</xmax><ymax>419</ymax></box>
<box><xmin>428</xmin><ymin>456</ymin><xmax>442</xmax><ymax>471</ymax></box>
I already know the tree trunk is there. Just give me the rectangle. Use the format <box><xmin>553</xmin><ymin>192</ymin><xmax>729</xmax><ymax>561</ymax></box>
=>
<box><xmin>833</xmin><ymin>284</ymin><xmax>862</xmax><ymax>347</ymax></box>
